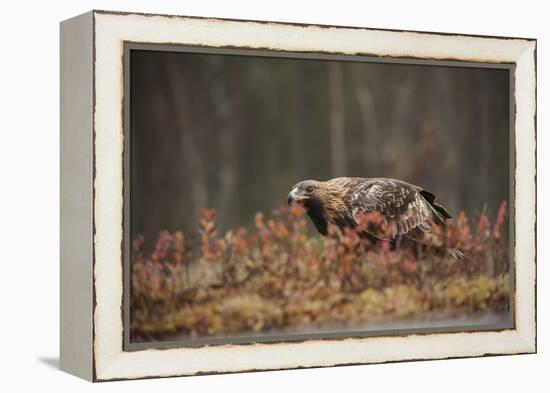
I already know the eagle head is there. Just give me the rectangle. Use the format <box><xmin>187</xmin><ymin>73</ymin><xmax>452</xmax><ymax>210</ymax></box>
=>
<box><xmin>287</xmin><ymin>180</ymin><xmax>322</xmax><ymax>207</ymax></box>
<box><xmin>287</xmin><ymin>178</ymin><xmax>351</xmax><ymax>235</ymax></box>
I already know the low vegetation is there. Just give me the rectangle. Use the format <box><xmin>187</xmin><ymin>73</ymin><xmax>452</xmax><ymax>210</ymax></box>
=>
<box><xmin>130</xmin><ymin>202</ymin><xmax>510</xmax><ymax>341</ymax></box>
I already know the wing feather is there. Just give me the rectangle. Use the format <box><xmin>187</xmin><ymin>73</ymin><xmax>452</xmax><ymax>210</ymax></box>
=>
<box><xmin>346</xmin><ymin>179</ymin><xmax>440</xmax><ymax>239</ymax></box>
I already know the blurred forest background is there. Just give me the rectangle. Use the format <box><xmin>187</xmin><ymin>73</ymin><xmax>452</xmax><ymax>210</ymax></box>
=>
<box><xmin>130</xmin><ymin>49</ymin><xmax>510</xmax><ymax>249</ymax></box>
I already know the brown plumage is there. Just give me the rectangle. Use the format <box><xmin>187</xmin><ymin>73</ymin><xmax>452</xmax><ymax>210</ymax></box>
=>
<box><xmin>287</xmin><ymin>177</ymin><xmax>464</xmax><ymax>260</ymax></box>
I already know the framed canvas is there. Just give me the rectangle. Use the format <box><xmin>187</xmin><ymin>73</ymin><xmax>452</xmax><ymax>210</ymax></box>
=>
<box><xmin>60</xmin><ymin>10</ymin><xmax>537</xmax><ymax>382</ymax></box>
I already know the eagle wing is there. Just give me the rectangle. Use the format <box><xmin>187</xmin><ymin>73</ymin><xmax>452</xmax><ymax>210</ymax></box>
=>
<box><xmin>346</xmin><ymin>178</ymin><xmax>436</xmax><ymax>239</ymax></box>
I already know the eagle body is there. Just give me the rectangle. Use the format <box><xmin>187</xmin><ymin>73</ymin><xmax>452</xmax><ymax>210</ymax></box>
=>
<box><xmin>287</xmin><ymin>177</ymin><xmax>462</xmax><ymax>259</ymax></box>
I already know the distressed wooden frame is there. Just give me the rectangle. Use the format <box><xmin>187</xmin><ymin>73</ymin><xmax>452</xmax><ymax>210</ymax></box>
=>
<box><xmin>60</xmin><ymin>10</ymin><xmax>537</xmax><ymax>382</ymax></box>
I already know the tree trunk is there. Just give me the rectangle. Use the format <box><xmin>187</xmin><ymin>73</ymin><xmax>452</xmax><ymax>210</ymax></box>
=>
<box><xmin>328</xmin><ymin>62</ymin><xmax>346</xmax><ymax>177</ymax></box>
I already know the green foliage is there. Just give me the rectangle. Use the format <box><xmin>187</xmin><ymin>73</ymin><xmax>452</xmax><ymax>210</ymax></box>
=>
<box><xmin>131</xmin><ymin>202</ymin><xmax>509</xmax><ymax>341</ymax></box>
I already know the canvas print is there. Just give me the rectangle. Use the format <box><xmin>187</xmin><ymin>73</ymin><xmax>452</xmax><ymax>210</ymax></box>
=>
<box><xmin>127</xmin><ymin>48</ymin><xmax>512</xmax><ymax>345</ymax></box>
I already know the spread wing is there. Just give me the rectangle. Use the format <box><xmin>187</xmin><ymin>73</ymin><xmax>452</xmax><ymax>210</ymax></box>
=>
<box><xmin>346</xmin><ymin>179</ymin><xmax>437</xmax><ymax>239</ymax></box>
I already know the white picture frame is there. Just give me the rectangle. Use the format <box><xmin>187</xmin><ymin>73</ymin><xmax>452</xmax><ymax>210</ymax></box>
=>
<box><xmin>60</xmin><ymin>10</ymin><xmax>536</xmax><ymax>381</ymax></box>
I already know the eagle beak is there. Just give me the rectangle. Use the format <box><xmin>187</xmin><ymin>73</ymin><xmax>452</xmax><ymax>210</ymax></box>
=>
<box><xmin>287</xmin><ymin>188</ymin><xmax>307</xmax><ymax>205</ymax></box>
<box><xmin>287</xmin><ymin>191</ymin><xmax>295</xmax><ymax>205</ymax></box>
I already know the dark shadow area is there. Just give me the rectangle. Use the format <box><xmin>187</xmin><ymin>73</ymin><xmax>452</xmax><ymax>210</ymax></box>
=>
<box><xmin>37</xmin><ymin>356</ymin><xmax>59</xmax><ymax>370</ymax></box>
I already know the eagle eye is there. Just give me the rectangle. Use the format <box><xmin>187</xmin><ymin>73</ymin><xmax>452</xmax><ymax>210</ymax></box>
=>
<box><xmin>305</xmin><ymin>186</ymin><xmax>314</xmax><ymax>194</ymax></box>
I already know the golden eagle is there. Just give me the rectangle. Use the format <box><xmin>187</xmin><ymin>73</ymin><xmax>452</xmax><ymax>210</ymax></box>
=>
<box><xmin>287</xmin><ymin>177</ymin><xmax>464</xmax><ymax>260</ymax></box>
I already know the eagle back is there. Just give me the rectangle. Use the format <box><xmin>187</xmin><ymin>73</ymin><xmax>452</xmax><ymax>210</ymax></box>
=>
<box><xmin>345</xmin><ymin>178</ymin><xmax>437</xmax><ymax>236</ymax></box>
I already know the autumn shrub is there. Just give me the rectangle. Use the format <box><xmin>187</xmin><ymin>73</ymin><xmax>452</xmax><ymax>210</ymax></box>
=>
<box><xmin>130</xmin><ymin>202</ymin><xmax>510</xmax><ymax>341</ymax></box>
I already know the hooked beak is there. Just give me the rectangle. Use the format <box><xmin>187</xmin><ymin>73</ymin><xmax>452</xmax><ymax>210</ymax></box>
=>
<box><xmin>287</xmin><ymin>188</ymin><xmax>307</xmax><ymax>205</ymax></box>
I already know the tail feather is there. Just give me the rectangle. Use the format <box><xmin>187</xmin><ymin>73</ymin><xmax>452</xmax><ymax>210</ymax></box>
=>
<box><xmin>447</xmin><ymin>248</ymin><xmax>468</xmax><ymax>261</ymax></box>
<box><xmin>419</xmin><ymin>190</ymin><xmax>452</xmax><ymax>225</ymax></box>
<box><xmin>432</xmin><ymin>202</ymin><xmax>452</xmax><ymax>219</ymax></box>
<box><xmin>417</xmin><ymin>190</ymin><xmax>463</xmax><ymax>261</ymax></box>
